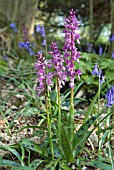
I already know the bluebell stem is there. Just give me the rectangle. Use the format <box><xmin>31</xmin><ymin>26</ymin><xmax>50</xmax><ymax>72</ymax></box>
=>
<box><xmin>92</xmin><ymin>64</ymin><xmax>105</xmax><ymax>155</ymax></box>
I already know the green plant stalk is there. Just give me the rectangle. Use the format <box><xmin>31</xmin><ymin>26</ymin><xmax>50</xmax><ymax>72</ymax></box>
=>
<box><xmin>98</xmin><ymin>76</ymin><xmax>101</xmax><ymax>156</ymax></box>
<box><xmin>57</xmin><ymin>77</ymin><xmax>61</xmax><ymax>147</ymax></box>
<box><xmin>44</xmin><ymin>82</ymin><xmax>54</xmax><ymax>159</ymax></box>
<box><xmin>107</xmin><ymin>107</ymin><xmax>114</xmax><ymax>170</ymax></box>
<box><xmin>45</xmin><ymin>40</ymin><xmax>51</xmax><ymax>113</ymax></box>
<box><xmin>44</xmin><ymin>41</ymin><xmax>54</xmax><ymax>157</ymax></box>
<box><xmin>69</xmin><ymin>87</ymin><xmax>74</xmax><ymax>146</ymax></box>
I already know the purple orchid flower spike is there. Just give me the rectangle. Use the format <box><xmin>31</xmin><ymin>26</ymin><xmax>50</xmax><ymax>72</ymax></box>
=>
<box><xmin>63</xmin><ymin>9</ymin><xmax>82</xmax><ymax>88</ymax></box>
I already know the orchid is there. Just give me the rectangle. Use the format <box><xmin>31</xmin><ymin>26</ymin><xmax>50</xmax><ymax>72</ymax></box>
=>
<box><xmin>63</xmin><ymin>9</ymin><xmax>82</xmax><ymax>88</ymax></box>
<box><xmin>48</xmin><ymin>42</ymin><xmax>67</xmax><ymax>88</ymax></box>
<box><xmin>34</xmin><ymin>51</ymin><xmax>53</xmax><ymax>96</ymax></box>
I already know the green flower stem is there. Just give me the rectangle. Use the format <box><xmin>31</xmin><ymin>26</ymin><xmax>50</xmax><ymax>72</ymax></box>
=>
<box><xmin>107</xmin><ymin>107</ymin><xmax>114</xmax><ymax>170</ymax></box>
<box><xmin>69</xmin><ymin>87</ymin><xmax>74</xmax><ymax>145</ymax></box>
<box><xmin>44</xmin><ymin>41</ymin><xmax>54</xmax><ymax>159</ymax></box>
<box><xmin>44</xmin><ymin>82</ymin><xmax>54</xmax><ymax>159</ymax></box>
<box><xmin>57</xmin><ymin>77</ymin><xmax>61</xmax><ymax>147</ymax></box>
<box><xmin>98</xmin><ymin>76</ymin><xmax>100</xmax><ymax>156</ymax></box>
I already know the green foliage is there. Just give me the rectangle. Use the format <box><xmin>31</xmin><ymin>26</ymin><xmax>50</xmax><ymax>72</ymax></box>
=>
<box><xmin>60</xmin><ymin>126</ymin><xmax>73</xmax><ymax>162</ymax></box>
<box><xmin>12</xmin><ymin>166</ymin><xmax>35</xmax><ymax>170</ymax></box>
<box><xmin>19</xmin><ymin>139</ymin><xmax>48</xmax><ymax>158</ymax></box>
<box><xmin>0</xmin><ymin>6</ymin><xmax>114</xmax><ymax>170</ymax></box>
<box><xmin>0</xmin><ymin>156</ymin><xmax>21</xmax><ymax>167</ymax></box>
<box><xmin>76</xmin><ymin>52</ymin><xmax>114</xmax><ymax>87</ymax></box>
<box><xmin>89</xmin><ymin>159</ymin><xmax>112</xmax><ymax>170</ymax></box>
<box><xmin>0</xmin><ymin>59</ymin><xmax>8</xmax><ymax>76</ymax></box>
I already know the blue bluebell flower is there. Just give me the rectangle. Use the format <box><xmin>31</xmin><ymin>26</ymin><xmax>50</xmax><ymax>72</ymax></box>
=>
<box><xmin>106</xmin><ymin>86</ymin><xmax>114</xmax><ymax>107</ymax></box>
<box><xmin>36</xmin><ymin>24</ymin><xmax>41</xmax><ymax>33</ymax></box>
<box><xmin>42</xmin><ymin>39</ymin><xmax>46</xmax><ymax>46</ymax></box>
<box><xmin>112</xmin><ymin>52</ymin><xmax>114</xmax><ymax>59</ymax></box>
<box><xmin>36</xmin><ymin>24</ymin><xmax>46</xmax><ymax>47</ymax></box>
<box><xmin>18</xmin><ymin>42</ymin><xmax>25</xmax><ymax>48</ymax></box>
<box><xmin>18</xmin><ymin>41</ymin><xmax>35</xmax><ymax>56</ymax></box>
<box><xmin>41</xmin><ymin>26</ymin><xmax>46</xmax><ymax>37</ymax></box>
<box><xmin>100</xmin><ymin>75</ymin><xmax>105</xmax><ymax>84</ymax></box>
<box><xmin>3</xmin><ymin>55</ymin><xmax>8</xmax><ymax>60</ymax></box>
<box><xmin>109</xmin><ymin>35</ymin><xmax>114</xmax><ymax>41</ymax></box>
<box><xmin>86</xmin><ymin>43</ymin><xmax>93</xmax><ymax>53</ymax></box>
<box><xmin>10</xmin><ymin>22</ymin><xmax>18</xmax><ymax>32</ymax></box>
<box><xmin>99</xmin><ymin>47</ymin><xmax>103</xmax><ymax>55</ymax></box>
<box><xmin>92</xmin><ymin>64</ymin><xmax>102</xmax><ymax>77</ymax></box>
<box><xmin>92</xmin><ymin>64</ymin><xmax>105</xmax><ymax>84</ymax></box>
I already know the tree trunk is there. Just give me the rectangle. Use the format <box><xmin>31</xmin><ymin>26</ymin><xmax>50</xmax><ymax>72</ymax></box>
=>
<box><xmin>0</xmin><ymin>0</ymin><xmax>38</xmax><ymax>34</ymax></box>
<box><xmin>89</xmin><ymin>0</ymin><xmax>93</xmax><ymax>42</ymax></box>
<box><xmin>110</xmin><ymin>0</ymin><xmax>114</xmax><ymax>52</ymax></box>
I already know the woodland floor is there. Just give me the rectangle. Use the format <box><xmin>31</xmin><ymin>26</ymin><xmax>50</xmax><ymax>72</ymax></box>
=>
<box><xmin>0</xmin><ymin>61</ymin><xmax>110</xmax><ymax>170</ymax></box>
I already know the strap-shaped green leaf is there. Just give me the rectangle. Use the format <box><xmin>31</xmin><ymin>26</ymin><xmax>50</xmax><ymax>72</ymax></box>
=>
<box><xmin>60</xmin><ymin>163</ymin><xmax>71</xmax><ymax>170</ymax></box>
<box><xmin>29</xmin><ymin>159</ymin><xmax>45</xmax><ymax>169</ymax></box>
<box><xmin>12</xmin><ymin>166</ymin><xmax>36</xmax><ymax>170</ymax></box>
<box><xmin>0</xmin><ymin>158</ymin><xmax>21</xmax><ymax>167</ymax></box>
<box><xmin>73</xmin><ymin>115</ymin><xmax>97</xmax><ymax>151</ymax></box>
<box><xmin>19</xmin><ymin>139</ymin><xmax>48</xmax><ymax>157</ymax></box>
<box><xmin>89</xmin><ymin>160</ymin><xmax>112</xmax><ymax>170</ymax></box>
<box><xmin>61</xmin><ymin>126</ymin><xmax>74</xmax><ymax>162</ymax></box>
<box><xmin>74</xmin><ymin>131</ymin><xmax>91</xmax><ymax>157</ymax></box>
<box><xmin>0</xmin><ymin>145</ymin><xmax>23</xmax><ymax>165</ymax></box>
<box><xmin>42</xmin><ymin>159</ymin><xmax>60</xmax><ymax>170</ymax></box>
